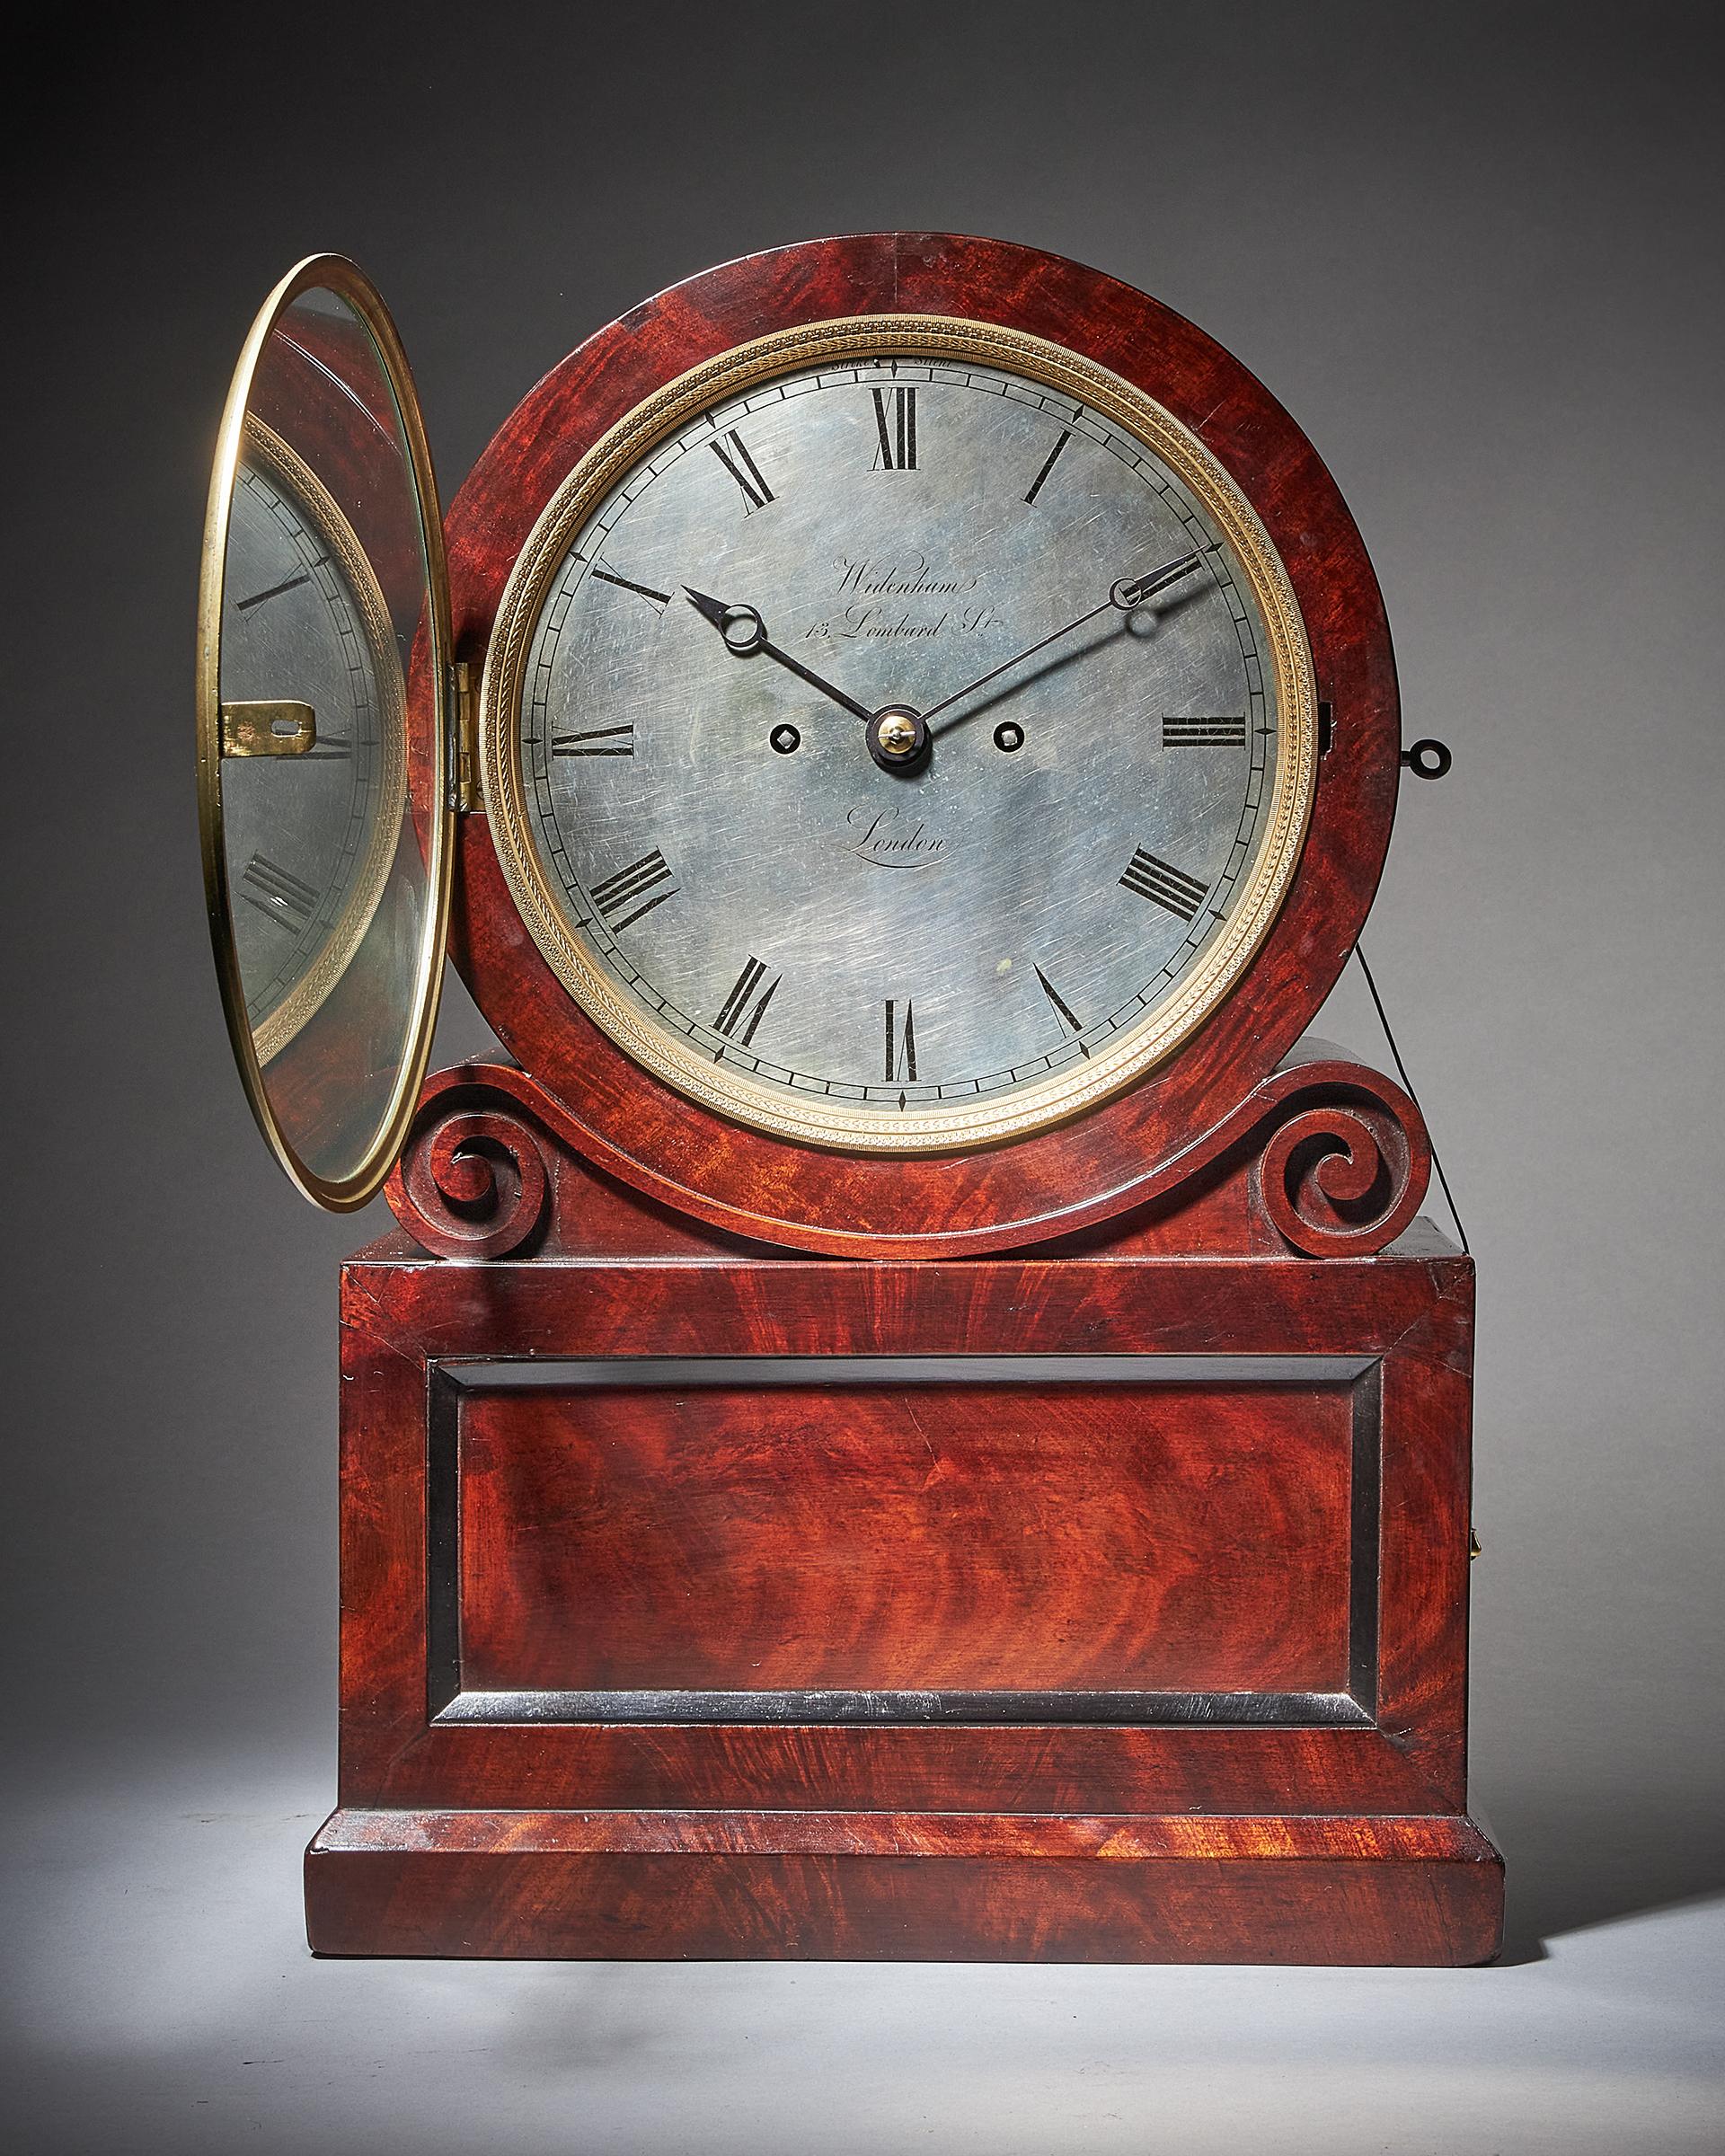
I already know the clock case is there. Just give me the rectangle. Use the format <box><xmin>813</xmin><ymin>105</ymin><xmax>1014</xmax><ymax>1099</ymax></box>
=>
<box><xmin>206</xmin><ymin>234</ymin><xmax>1501</xmax><ymax>1963</ymax></box>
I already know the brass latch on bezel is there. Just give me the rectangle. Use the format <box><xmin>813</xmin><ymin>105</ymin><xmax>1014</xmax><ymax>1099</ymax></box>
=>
<box><xmin>220</xmin><ymin>700</ymin><xmax>315</xmax><ymax>756</ymax></box>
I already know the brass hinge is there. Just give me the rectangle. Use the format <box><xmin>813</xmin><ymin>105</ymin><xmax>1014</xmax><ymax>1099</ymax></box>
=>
<box><xmin>450</xmin><ymin>661</ymin><xmax>479</xmax><ymax>813</ymax></box>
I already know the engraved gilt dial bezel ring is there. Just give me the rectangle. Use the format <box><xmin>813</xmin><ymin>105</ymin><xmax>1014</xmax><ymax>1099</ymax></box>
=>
<box><xmin>479</xmin><ymin>315</ymin><xmax>1319</xmax><ymax>1155</ymax></box>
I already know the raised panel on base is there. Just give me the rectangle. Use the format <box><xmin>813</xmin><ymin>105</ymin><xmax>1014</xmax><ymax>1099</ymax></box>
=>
<box><xmin>441</xmin><ymin>1358</ymin><xmax>1369</xmax><ymax>1710</ymax></box>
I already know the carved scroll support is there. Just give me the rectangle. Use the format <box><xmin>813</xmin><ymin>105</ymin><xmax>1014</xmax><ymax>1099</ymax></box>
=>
<box><xmin>388</xmin><ymin>1093</ymin><xmax>552</xmax><ymax>1260</ymax></box>
<box><xmin>1250</xmin><ymin>1075</ymin><xmax>1429</xmax><ymax>1257</ymax></box>
<box><xmin>385</xmin><ymin>1044</ymin><xmax>1434</xmax><ymax>1262</ymax></box>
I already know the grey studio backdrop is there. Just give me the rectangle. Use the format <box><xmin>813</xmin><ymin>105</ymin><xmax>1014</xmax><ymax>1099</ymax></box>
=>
<box><xmin>4</xmin><ymin>4</ymin><xmax>1721</xmax><ymax>2152</ymax></box>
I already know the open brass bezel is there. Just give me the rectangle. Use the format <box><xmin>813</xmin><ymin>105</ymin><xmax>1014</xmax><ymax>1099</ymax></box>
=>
<box><xmin>481</xmin><ymin>314</ymin><xmax>1319</xmax><ymax>1155</ymax></box>
<box><xmin>196</xmin><ymin>255</ymin><xmax>454</xmax><ymax>1211</ymax></box>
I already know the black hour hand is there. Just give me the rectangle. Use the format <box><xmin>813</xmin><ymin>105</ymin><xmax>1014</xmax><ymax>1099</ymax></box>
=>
<box><xmin>683</xmin><ymin>587</ymin><xmax>875</xmax><ymax>723</ymax></box>
<box><xmin>684</xmin><ymin>585</ymin><xmax>767</xmax><ymax>653</ymax></box>
<box><xmin>683</xmin><ymin>584</ymin><xmax>735</xmax><ymax>634</ymax></box>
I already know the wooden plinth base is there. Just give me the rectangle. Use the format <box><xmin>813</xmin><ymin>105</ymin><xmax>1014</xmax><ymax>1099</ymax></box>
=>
<box><xmin>317</xmin><ymin>1066</ymin><xmax>1499</xmax><ymax>1967</ymax></box>
<box><xmin>306</xmin><ymin>1808</ymin><xmax>1503</xmax><ymax>1965</ymax></box>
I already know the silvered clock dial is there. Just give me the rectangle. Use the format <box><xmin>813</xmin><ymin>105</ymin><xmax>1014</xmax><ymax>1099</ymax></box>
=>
<box><xmin>482</xmin><ymin>316</ymin><xmax>1317</xmax><ymax>1152</ymax></box>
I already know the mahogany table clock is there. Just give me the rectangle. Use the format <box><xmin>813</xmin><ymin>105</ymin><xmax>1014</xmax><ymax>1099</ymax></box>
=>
<box><xmin>197</xmin><ymin>233</ymin><xmax>1503</xmax><ymax>1964</ymax></box>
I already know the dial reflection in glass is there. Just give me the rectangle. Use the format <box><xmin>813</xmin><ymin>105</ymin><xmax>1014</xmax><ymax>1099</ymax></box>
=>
<box><xmin>221</xmin><ymin>419</ymin><xmax>404</xmax><ymax>1062</ymax></box>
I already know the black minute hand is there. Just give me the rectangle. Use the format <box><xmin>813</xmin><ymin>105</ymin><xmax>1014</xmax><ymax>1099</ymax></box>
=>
<box><xmin>684</xmin><ymin>587</ymin><xmax>876</xmax><ymax>724</ymax></box>
<box><xmin>921</xmin><ymin>552</ymin><xmax>1206</xmax><ymax>729</ymax></box>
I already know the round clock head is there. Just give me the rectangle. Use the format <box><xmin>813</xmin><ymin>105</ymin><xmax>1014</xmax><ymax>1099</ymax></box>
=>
<box><xmin>440</xmin><ymin>234</ymin><xmax>1399</xmax><ymax>1253</ymax></box>
<box><xmin>481</xmin><ymin>318</ymin><xmax>1316</xmax><ymax>1153</ymax></box>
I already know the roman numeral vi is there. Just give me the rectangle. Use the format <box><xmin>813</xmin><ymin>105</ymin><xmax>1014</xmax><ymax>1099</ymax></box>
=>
<box><xmin>884</xmin><ymin>999</ymin><xmax>917</xmax><ymax>1082</ymax></box>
